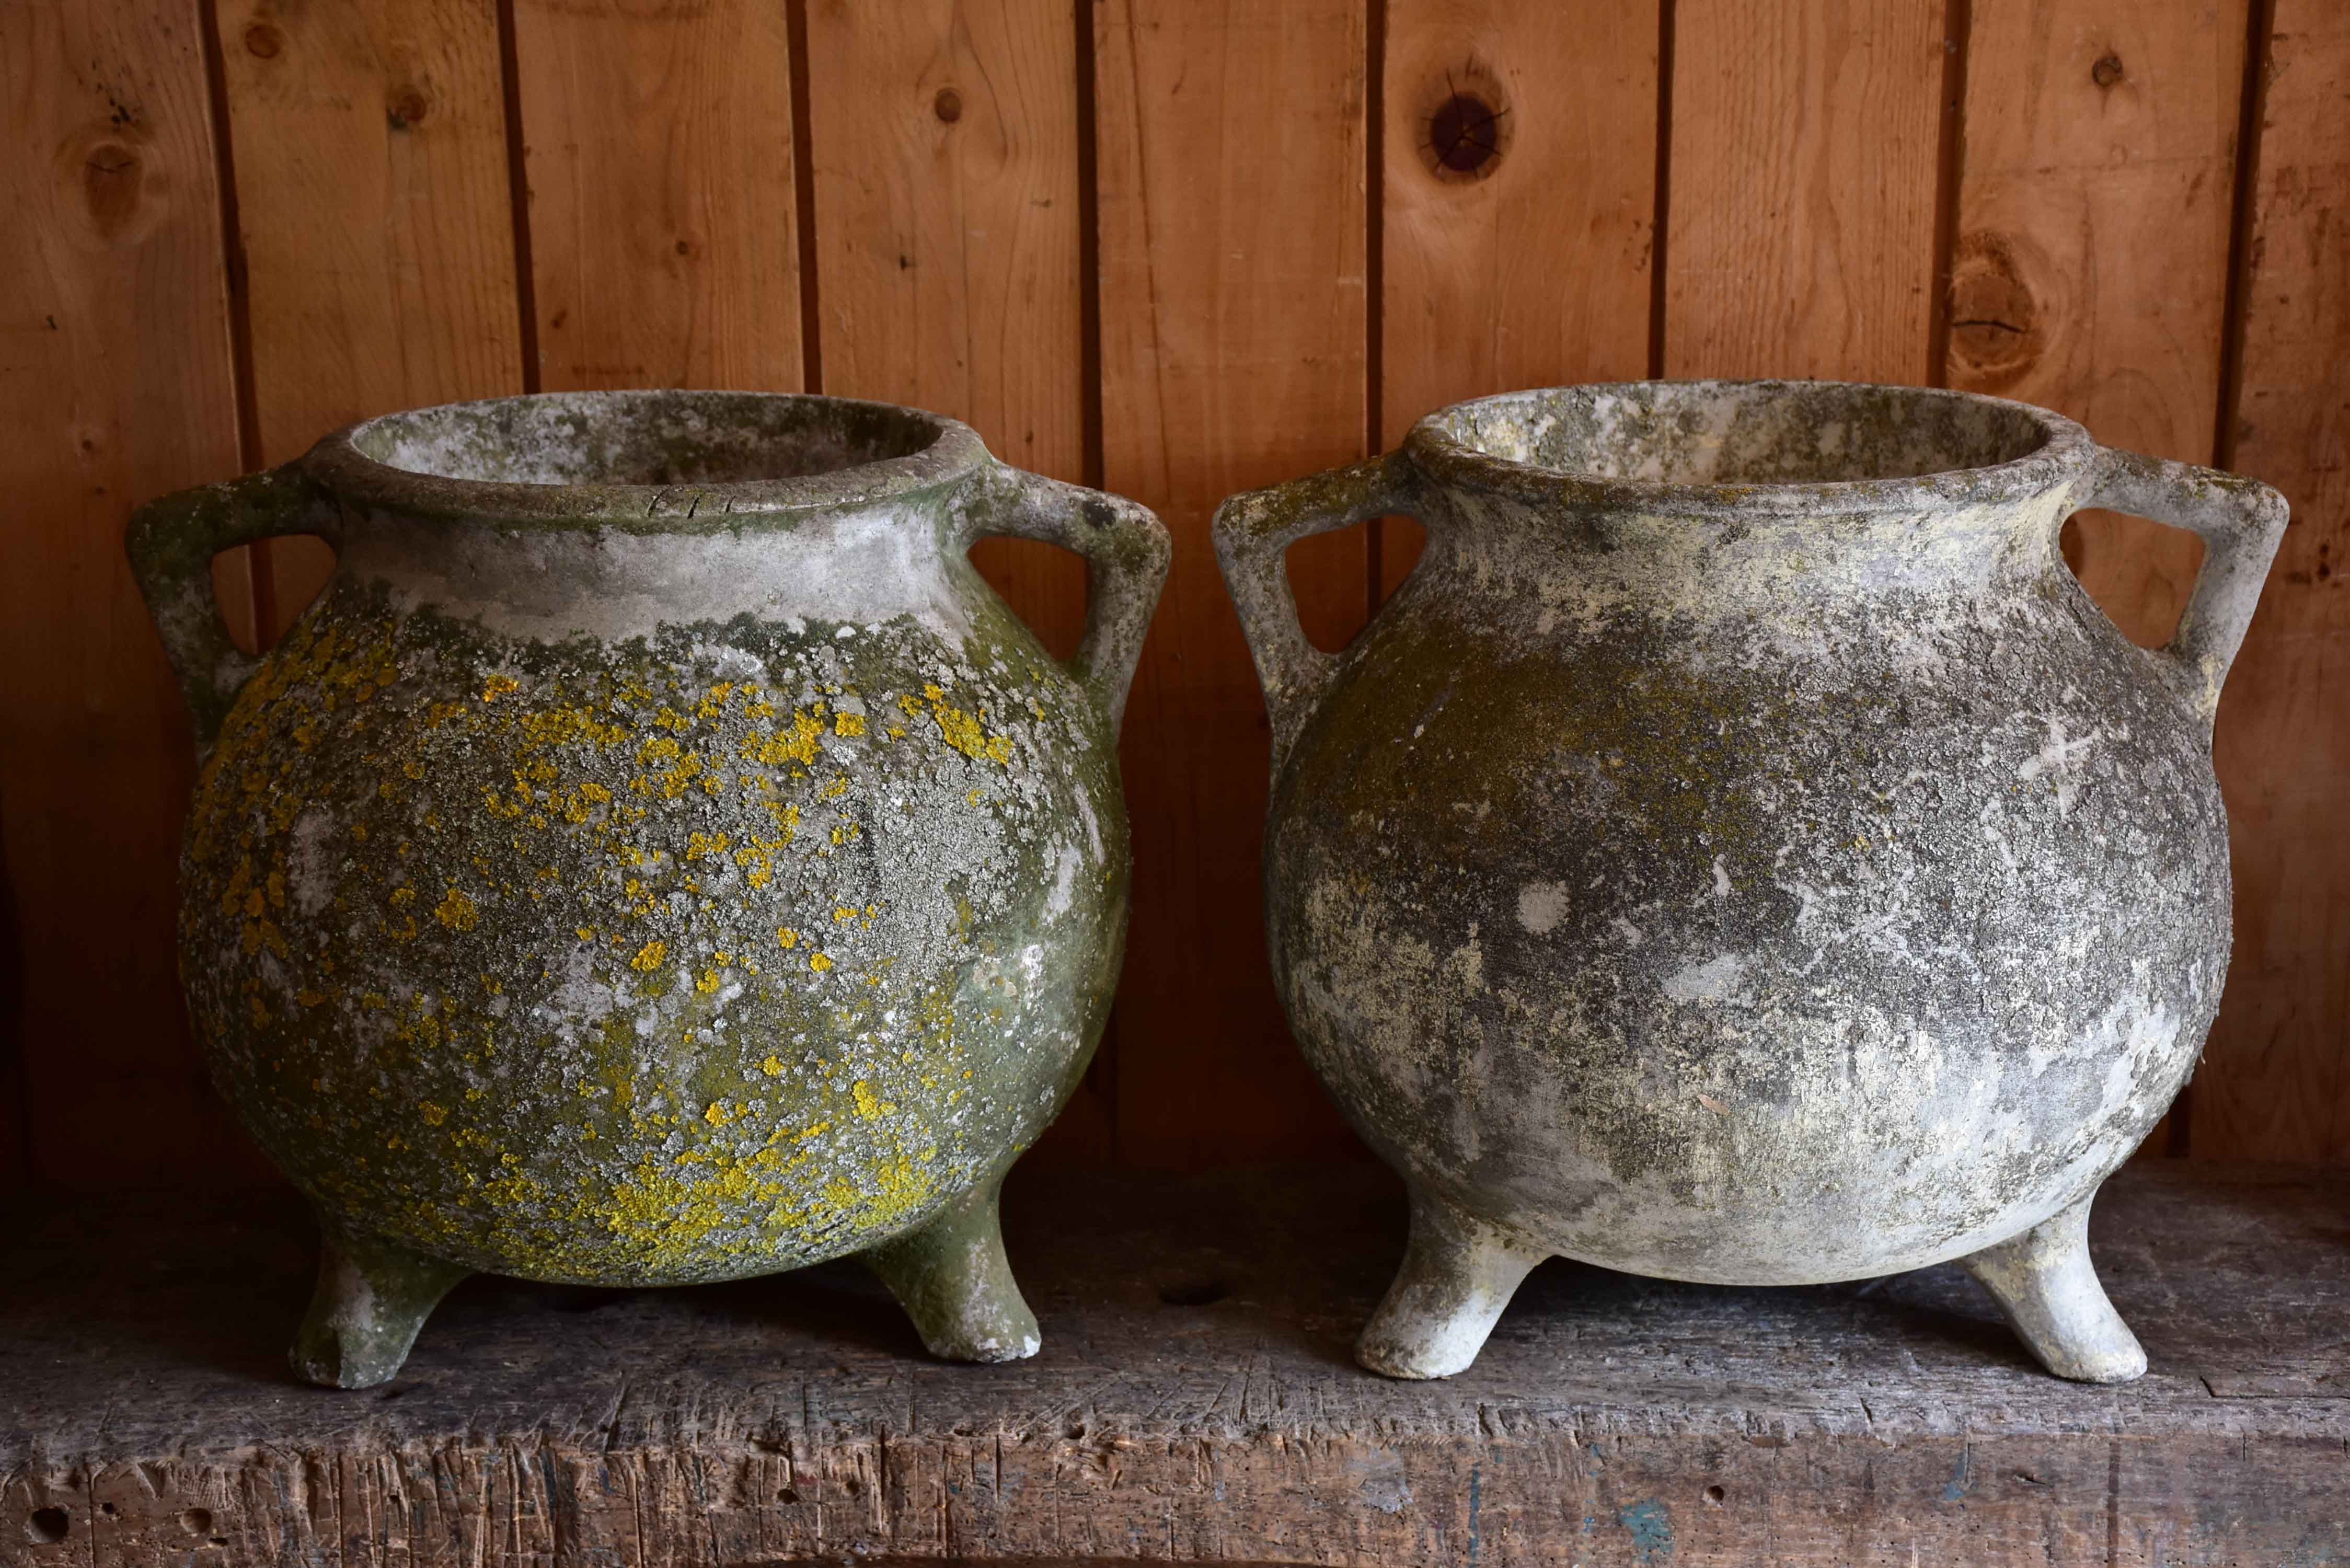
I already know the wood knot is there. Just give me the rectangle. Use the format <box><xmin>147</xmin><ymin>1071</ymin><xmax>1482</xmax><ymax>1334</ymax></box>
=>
<box><xmin>2091</xmin><ymin>52</ymin><xmax>2124</xmax><ymax>88</ymax></box>
<box><xmin>243</xmin><ymin>22</ymin><xmax>282</xmax><ymax>58</ymax></box>
<box><xmin>386</xmin><ymin>87</ymin><xmax>430</xmax><ymax>130</ymax></box>
<box><xmin>70</xmin><ymin>131</ymin><xmax>154</xmax><ymax>241</ymax></box>
<box><xmin>1414</xmin><ymin>60</ymin><xmax>1510</xmax><ymax>183</ymax></box>
<box><xmin>1947</xmin><ymin>232</ymin><xmax>2046</xmax><ymax>389</ymax></box>
<box><xmin>933</xmin><ymin>86</ymin><xmax>962</xmax><ymax>123</ymax></box>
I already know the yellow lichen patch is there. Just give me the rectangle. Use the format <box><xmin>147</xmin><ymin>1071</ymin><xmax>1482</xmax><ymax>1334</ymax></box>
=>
<box><xmin>481</xmin><ymin>674</ymin><xmax>520</xmax><ymax>702</ymax></box>
<box><xmin>703</xmin><ymin>1100</ymin><xmax>742</xmax><ymax>1127</ymax></box>
<box><xmin>631</xmin><ymin>939</ymin><xmax>668</xmax><ymax>972</ymax></box>
<box><xmin>834</xmin><ymin>712</ymin><xmax>866</xmax><ymax>737</ymax></box>
<box><xmin>759</xmin><ymin>1054</ymin><xmax>787</xmax><ymax>1077</ymax></box>
<box><xmin>850</xmin><ymin>1080</ymin><xmax>895</xmax><ymax>1120</ymax></box>
<box><xmin>433</xmin><ymin>887</ymin><xmax>479</xmax><ymax>931</ymax></box>
<box><xmin>809</xmin><ymin>952</ymin><xmax>833</xmax><ymax>973</ymax></box>
<box><xmin>419</xmin><ymin>1101</ymin><xmax>448</xmax><ymax>1126</ymax></box>
<box><xmin>695</xmin><ymin>967</ymin><xmax>723</xmax><ymax>994</ymax></box>
<box><xmin>918</xmin><ymin>683</ymin><xmax>1013</xmax><ymax>764</ymax></box>
<box><xmin>776</xmin><ymin>927</ymin><xmax>799</xmax><ymax>949</ymax></box>
<box><xmin>748</xmin><ymin>708</ymin><xmax>825</xmax><ymax>768</ymax></box>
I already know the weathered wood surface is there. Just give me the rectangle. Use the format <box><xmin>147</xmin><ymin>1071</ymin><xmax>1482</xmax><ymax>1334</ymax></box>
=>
<box><xmin>1663</xmin><ymin>0</ymin><xmax>1947</xmax><ymax>381</ymax></box>
<box><xmin>3</xmin><ymin>0</ymin><xmax>2348</xmax><ymax>1195</ymax></box>
<box><xmin>2200</xmin><ymin>0</ymin><xmax>2350</xmax><ymax>1167</ymax></box>
<box><xmin>2</xmin><ymin>1164</ymin><xmax>2343</xmax><ymax>1565</ymax></box>
<box><xmin>214</xmin><ymin>0</ymin><xmax>524</xmax><ymax>648</ymax></box>
<box><xmin>0</xmin><ymin>0</ymin><xmax>246</xmax><ymax>1191</ymax></box>
<box><xmin>1093</xmin><ymin>0</ymin><xmax>1372</xmax><ymax>1167</ymax></box>
<box><xmin>1377</xmin><ymin>0</ymin><xmax>1660</xmax><ymax>599</ymax></box>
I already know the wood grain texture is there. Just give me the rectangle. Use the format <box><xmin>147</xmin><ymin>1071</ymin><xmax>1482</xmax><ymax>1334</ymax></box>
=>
<box><xmin>1664</xmin><ymin>0</ymin><xmax>1947</xmax><ymax>380</ymax></box>
<box><xmin>1093</xmin><ymin>0</ymin><xmax>1370</xmax><ymax>1167</ymax></box>
<box><xmin>1378</xmin><ymin>0</ymin><xmax>1660</xmax><ymax>596</ymax></box>
<box><xmin>2</xmin><ymin>1163</ymin><xmax>2345</xmax><ymax>1564</ymax></box>
<box><xmin>2199</xmin><ymin>0</ymin><xmax>2350</xmax><ymax>1165</ymax></box>
<box><xmin>1948</xmin><ymin>0</ymin><xmax>2248</xmax><ymax>651</ymax></box>
<box><xmin>0</xmin><ymin>0</ymin><xmax>247</xmax><ymax>1187</ymax></box>
<box><xmin>803</xmin><ymin>0</ymin><xmax>1101</xmax><ymax>1157</ymax></box>
<box><xmin>215</xmin><ymin>0</ymin><xmax>524</xmax><ymax>640</ymax></box>
<box><xmin>512</xmin><ymin>0</ymin><xmax>803</xmax><ymax>392</ymax></box>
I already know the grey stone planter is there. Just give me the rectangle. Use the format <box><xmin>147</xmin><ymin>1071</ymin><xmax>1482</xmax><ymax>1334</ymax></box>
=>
<box><xmin>1217</xmin><ymin>381</ymin><xmax>2286</xmax><ymax>1383</ymax></box>
<box><xmin>128</xmin><ymin>391</ymin><xmax>1168</xmax><ymax>1387</ymax></box>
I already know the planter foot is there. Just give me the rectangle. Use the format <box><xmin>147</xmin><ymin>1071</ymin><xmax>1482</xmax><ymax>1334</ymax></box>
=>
<box><xmin>862</xmin><ymin>1179</ymin><xmax>1040</xmax><ymax>1363</ymax></box>
<box><xmin>1961</xmin><ymin>1192</ymin><xmax>2147</xmax><ymax>1383</ymax></box>
<box><xmin>1356</xmin><ymin>1183</ymin><xmax>1547</xmax><ymax>1379</ymax></box>
<box><xmin>291</xmin><ymin>1224</ymin><xmax>471</xmax><ymax>1389</ymax></box>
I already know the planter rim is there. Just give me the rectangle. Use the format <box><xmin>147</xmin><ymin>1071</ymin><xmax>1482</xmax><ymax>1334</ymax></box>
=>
<box><xmin>1402</xmin><ymin>379</ymin><xmax>2098</xmax><ymax>520</ymax></box>
<box><xmin>300</xmin><ymin>389</ymin><xmax>995</xmax><ymax>529</ymax></box>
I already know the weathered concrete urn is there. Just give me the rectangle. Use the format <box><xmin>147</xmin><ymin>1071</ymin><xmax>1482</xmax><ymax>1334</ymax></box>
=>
<box><xmin>129</xmin><ymin>391</ymin><xmax>1168</xmax><ymax>1388</ymax></box>
<box><xmin>1216</xmin><ymin>381</ymin><xmax>2286</xmax><ymax>1384</ymax></box>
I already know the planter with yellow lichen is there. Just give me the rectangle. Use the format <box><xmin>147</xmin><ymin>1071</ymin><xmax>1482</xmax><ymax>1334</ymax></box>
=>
<box><xmin>1218</xmin><ymin>382</ymin><xmax>2285</xmax><ymax>1385</ymax></box>
<box><xmin>129</xmin><ymin>391</ymin><xmax>1168</xmax><ymax>1388</ymax></box>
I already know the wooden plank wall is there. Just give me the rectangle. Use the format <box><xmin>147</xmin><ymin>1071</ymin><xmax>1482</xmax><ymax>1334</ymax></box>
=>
<box><xmin>3</xmin><ymin>0</ymin><xmax>2343</xmax><ymax>1190</ymax></box>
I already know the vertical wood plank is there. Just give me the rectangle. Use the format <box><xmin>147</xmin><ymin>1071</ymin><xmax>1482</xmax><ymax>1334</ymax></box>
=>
<box><xmin>1095</xmin><ymin>0</ymin><xmax>1369</xmax><ymax>1165</ymax></box>
<box><xmin>1664</xmin><ymin>0</ymin><xmax>1947</xmax><ymax>380</ymax></box>
<box><xmin>1947</xmin><ymin>0</ymin><xmax>2248</xmax><ymax>650</ymax></box>
<box><xmin>512</xmin><ymin>0</ymin><xmax>803</xmax><ymax>392</ymax></box>
<box><xmin>0</xmin><ymin>0</ymin><xmax>249</xmax><ymax>1186</ymax></box>
<box><xmin>801</xmin><ymin>0</ymin><xmax>1100</xmax><ymax>1157</ymax></box>
<box><xmin>215</xmin><ymin>0</ymin><xmax>524</xmax><ymax>638</ymax></box>
<box><xmin>1379</xmin><ymin>0</ymin><xmax>1661</xmax><ymax>594</ymax></box>
<box><xmin>2199</xmin><ymin>0</ymin><xmax>2350</xmax><ymax>1164</ymax></box>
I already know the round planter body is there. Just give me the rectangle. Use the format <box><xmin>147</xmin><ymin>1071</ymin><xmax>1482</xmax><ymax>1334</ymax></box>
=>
<box><xmin>131</xmin><ymin>393</ymin><xmax>1167</xmax><ymax>1382</ymax></box>
<box><xmin>1217</xmin><ymin>382</ymin><xmax>2284</xmax><ymax>1380</ymax></box>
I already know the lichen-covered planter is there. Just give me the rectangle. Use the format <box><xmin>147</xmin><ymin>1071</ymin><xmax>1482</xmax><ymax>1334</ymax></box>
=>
<box><xmin>129</xmin><ymin>391</ymin><xmax>1168</xmax><ymax>1388</ymax></box>
<box><xmin>1216</xmin><ymin>382</ymin><xmax>2286</xmax><ymax>1385</ymax></box>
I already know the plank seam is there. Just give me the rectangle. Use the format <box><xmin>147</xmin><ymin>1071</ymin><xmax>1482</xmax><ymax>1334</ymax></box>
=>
<box><xmin>496</xmin><ymin>0</ymin><xmax>541</xmax><ymax>396</ymax></box>
<box><xmin>194</xmin><ymin>0</ymin><xmax>274</xmax><ymax>641</ymax></box>
<box><xmin>2214</xmin><ymin>0</ymin><xmax>2279</xmax><ymax>472</ymax></box>
<box><xmin>1364</xmin><ymin>0</ymin><xmax>1387</xmax><ymax>618</ymax></box>
<box><xmin>1646</xmin><ymin>0</ymin><xmax>1676</xmax><ymax>379</ymax></box>
<box><xmin>786</xmin><ymin>0</ymin><xmax>822</xmax><ymax>395</ymax></box>
<box><xmin>1925</xmin><ymin>0</ymin><xmax>1973</xmax><ymax>390</ymax></box>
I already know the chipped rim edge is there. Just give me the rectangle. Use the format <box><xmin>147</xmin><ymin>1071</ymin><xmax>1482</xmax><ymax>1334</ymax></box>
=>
<box><xmin>299</xmin><ymin>390</ymin><xmax>997</xmax><ymax>529</ymax></box>
<box><xmin>1403</xmin><ymin>378</ymin><xmax>2100</xmax><ymax>520</ymax></box>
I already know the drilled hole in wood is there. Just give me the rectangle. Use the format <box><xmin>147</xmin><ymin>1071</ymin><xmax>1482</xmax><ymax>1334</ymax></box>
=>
<box><xmin>2092</xmin><ymin>52</ymin><xmax>2124</xmax><ymax>88</ymax></box>
<box><xmin>934</xmin><ymin>86</ymin><xmax>962</xmax><ymax>123</ymax></box>
<box><xmin>1703</xmin><ymin>1484</ymin><xmax>1726</xmax><ymax>1506</ymax></box>
<box><xmin>1427</xmin><ymin>90</ymin><xmax>1505</xmax><ymax>176</ymax></box>
<box><xmin>179</xmin><ymin>1509</ymin><xmax>214</xmax><ymax>1537</ymax></box>
<box><xmin>1158</xmin><ymin>1277</ymin><xmax>1228</xmax><ymax>1307</ymax></box>
<box><xmin>386</xmin><ymin>87</ymin><xmax>429</xmax><ymax>130</ymax></box>
<box><xmin>24</xmin><ymin>1507</ymin><xmax>68</xmax><ymax>1544</ymax></box>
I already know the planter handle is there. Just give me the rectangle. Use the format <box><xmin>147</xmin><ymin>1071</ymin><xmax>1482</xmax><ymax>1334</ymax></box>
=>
<box><xmin>961</xmin><ymin>465</ymin><xmax>1170</xmax><ymax>737</ymax></box>
<box><xmin>1214</xmin><ymin>449</ymin><xmax>1422</xmax><ymax>773</ymax></box>
<box><xmin>125</xmin><ymin>464</ymin><xmax>341</xmax><ymax>757</ymax></box>
<box><xmin>2079</xmin><ymin>446</ymin><xmax>2288</xmax><ymax>729</ymax></box>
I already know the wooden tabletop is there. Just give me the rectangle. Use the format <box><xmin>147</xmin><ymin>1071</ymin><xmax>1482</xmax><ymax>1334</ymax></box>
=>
<box><xmin>2</xmin><ymin>1160</ymin><xmax>2343</xmax><ymax>1566</ymax></box>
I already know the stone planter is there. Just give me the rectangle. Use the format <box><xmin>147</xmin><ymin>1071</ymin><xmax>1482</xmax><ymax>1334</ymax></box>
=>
<box><xmin>1217</xmin><ymin>381</ymin><xmax>2285</xmax><ymax>1383</ymax></box>
<box><xmin>129</xmin><ymin>391</ymin><xmax>1168</xmax><ymax>1387</ymax></box>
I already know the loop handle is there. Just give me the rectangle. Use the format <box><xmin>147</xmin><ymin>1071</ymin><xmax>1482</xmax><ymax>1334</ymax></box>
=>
<box><xmin>959</xmin><ymin>464</ymin><xmax>1170</xmax><ymax>736</ymax></box>
<box><xmin>1213</xmin><ymin>449</ymin><xmax>1422</xmax><ymax>772</ymax></box>
<box><xmin>125</xmin><ymin>464</ymin><xmax>340</xmax><ymax>757</ymax></box>
<box><xmin>2078</xmin><ymin>447</ymin><xmax>2288</xmax><ymax>728</ymax></box>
